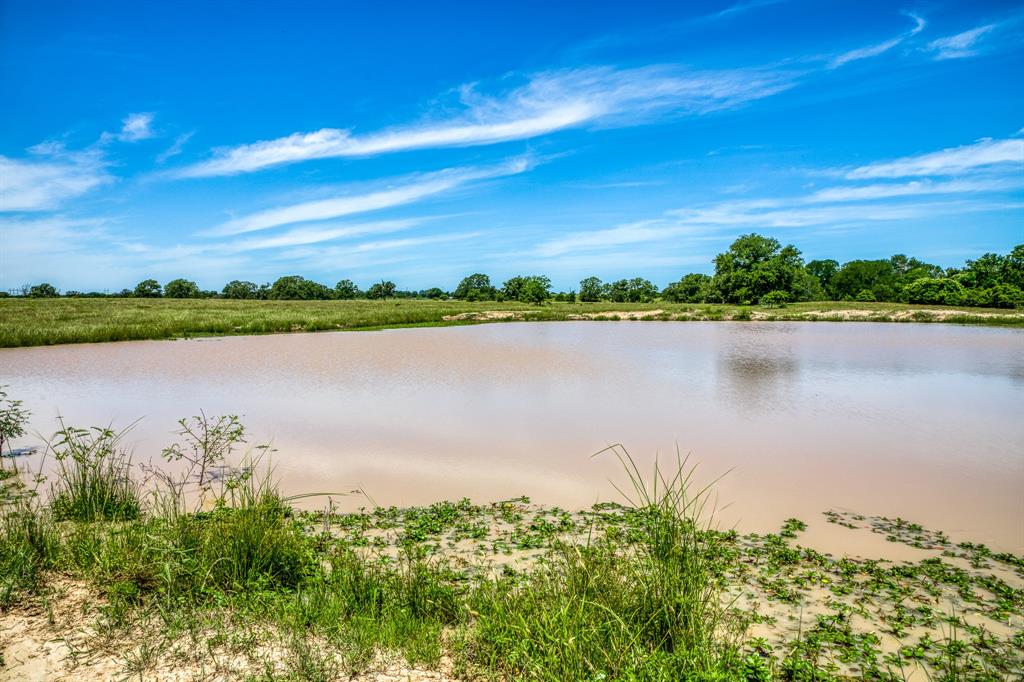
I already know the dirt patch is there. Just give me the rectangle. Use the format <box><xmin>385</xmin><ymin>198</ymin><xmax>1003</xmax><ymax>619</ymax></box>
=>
<box><xmin>566</xmin><ymin>309</ymin><xmax>666</xmax><ymax>320</ymax></box>
<box><xmin>0</xmin><ymin>579</ymin><xmax>460</xmax><ymax>681</ymax></box>
<box><xmin>441</xmin><ymin>311</ymin><xmax>527</xmax><ymax>321</ymax></box>
<box><xmin>799</xmin><ymin>308</ymin><xmax>1024</xmax><ymax>321</ymax></box>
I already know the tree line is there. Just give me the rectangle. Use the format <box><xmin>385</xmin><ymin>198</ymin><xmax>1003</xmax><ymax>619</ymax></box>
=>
<box><xmin>10</xmin><ymin>234</ymin><xmax>1024</xmax><ymax>309</ymax></box>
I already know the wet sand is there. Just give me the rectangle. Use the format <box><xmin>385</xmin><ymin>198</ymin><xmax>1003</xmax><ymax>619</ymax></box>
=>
<box><xmin>2</xmin><ymin>321</ymin><xmax>1022</xmax><ymax>554</ymax></box>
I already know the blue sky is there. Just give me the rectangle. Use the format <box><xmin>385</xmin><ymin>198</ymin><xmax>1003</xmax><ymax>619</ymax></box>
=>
<box><xmin>1</xmin><ymin>0</ymin><xmax>1022</xmax><ymax>292</ymax></box>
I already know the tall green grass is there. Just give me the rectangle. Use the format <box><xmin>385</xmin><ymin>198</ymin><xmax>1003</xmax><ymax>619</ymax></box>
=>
<box><xmin>47</xmin><ymin>423</ymin><xmax>141</xmax><ymax>521</ymax></box>
<box><xmin>470</xmin><ymin>445</ymin><xmax>735</xmax><ymax>680</ymax></box>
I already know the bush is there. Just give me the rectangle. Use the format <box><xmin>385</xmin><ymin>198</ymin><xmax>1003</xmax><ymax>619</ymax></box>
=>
<box><xmin>982</xmin><ymin>284</ymin><xmax>1024</xmax><ymax>309</ymax></box>
<box><xmin>759</xmin><ymin>290</ymin><xmax>789</xmax><ymax>308</ymax></box>
<box><xmin>904</xmin><ymin>278</ymin><xmax>965</xmax><ymax>305</ymax></box>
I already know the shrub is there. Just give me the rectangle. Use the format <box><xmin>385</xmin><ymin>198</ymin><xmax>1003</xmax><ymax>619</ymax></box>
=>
<box><xmin>759</xmin><ymin>290</ymin><xmax>789</xmax><ymax>308</ymax></box>
<box><xmin>904</xmin><ymin>277</ymin><xmax>965</xmax><ymax>305</ymax></box>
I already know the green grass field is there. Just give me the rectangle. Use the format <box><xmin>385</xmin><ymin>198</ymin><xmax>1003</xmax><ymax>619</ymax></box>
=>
<box><xmin>1</xmin><ymin>297</ymin><xmax>1022</xmax><ymax>347</ymax></box>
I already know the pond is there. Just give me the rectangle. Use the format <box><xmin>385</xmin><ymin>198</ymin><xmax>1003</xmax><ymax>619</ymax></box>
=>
<box><xmin>2</xmin><ymin>322</ymin><xmax>1022</xmax><ymax>553</ymax></box>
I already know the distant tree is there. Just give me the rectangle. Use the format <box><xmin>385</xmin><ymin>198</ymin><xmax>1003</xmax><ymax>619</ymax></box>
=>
<box><xmin>133</xmin><ymin>279</ymin><xmax>163</xmax><ymax>298</ymax></box>
<box><xmin>830</xmin><ymin>260</ymin><xmax>896</xmax><ymax>301</ymax></box>
<box><xmin>519</xmin><ymin>276</ymin><xmax>551</xmax><ymax>305</ymax></box>
<box><xmin>268</xmin><ymin>276</ymin><xmax>332</xmax><ymax>300</ymax></box>
<box><xmin>805</xmin><ymin>259</ymin><xmax>839</xmax><ymax>298</ymax></box>
<box><xmin>661</xmin><ymin>273</ymin><xmax>712</xmax><ymax>303</ymax></box>
<box><xmin>453</xmin><ymin>273</ymin><xmax>496</xmax><ymax>301</ymax></box>
<box><xmin>164</xmin><ymin>278</ymin><xmax>201</xmax><ymax>299</ymax></box>
<box><xmin>712</xmin><ymin>234</ymin><xmax>806</xmax><ymax>305</ymax></box>
<box><xmin>222</xmin><ymin>280</ymin><xmax>260</xmax><ymax>299</ymax></box>
<box><xmin>953</xmin><ymin>253</ymin><xmax>1004</xmax><ymax>290</ymax></box>
<box><xmin>1004</xmin><ymin>244</ymin><xmax>1024</xmax><ymax>289</ymax></box>
<box><xmin>501</xmin><ymin>276</ymin><xmax>527</xmax><ymax>301</ymax></box>
<box><xmin>27</xmin><ymin>283</ymin><xmax>59</xmax><ymax>298</ymax></box>
<box><xmin>421</xmin><ymin>287</ymin><xmax>447</xmax><ymax>299</ymax></box>
<box><xmin>366</xmin><ymin>280</ymin><xmax>397</xmax><ymax>300</ymax></box>
<box><xmin>502</xmin><ymin>275</ymin><xmax>551</xmax><ymax>304</ymax></box>
<box><xmin>334</xmin><ymin>279</ymin><xmax>361</xmax><ymax>300</ymax></box>
<box><xmin>578</xmin><ymin>277</ymin><xmax>604</xmax><ymax>302</ymax></box>
<box><xmin>606</xmin><ymin>277</ymin><xmax>658</xmax><ymax>303</ymax></box>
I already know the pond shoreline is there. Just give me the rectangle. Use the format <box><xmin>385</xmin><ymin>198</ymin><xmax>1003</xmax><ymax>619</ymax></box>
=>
<box><xmin>2</xmin><ymin>298</ymin><xmax>1023</xmax><ymax>347</ymax></box>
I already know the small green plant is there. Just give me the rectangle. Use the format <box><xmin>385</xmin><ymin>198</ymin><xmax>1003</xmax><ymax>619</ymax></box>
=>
<box><xmin>48</xmin><ymin>423</ymin><xmax>140</xmax><ymax>521</ymax></box>
<box><xmin>0</xmin><ymin>385</ymin><xmax>31</xmax><ymax>458</ymax></box>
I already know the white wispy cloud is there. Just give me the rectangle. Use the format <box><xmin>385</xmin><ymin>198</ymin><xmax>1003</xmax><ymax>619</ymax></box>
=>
<box><xmin>926</xmin><ymin>24</ymin><xmax>998</xmax><ymax>60</ymax></box>
<box><xmin>226</xmin><ymin>219</ymin><xmax>423</xmax><ymax>252</ymax></box>
<box><xmin>156</xmin><ymin>132</ymin><xmax>194</xmax><ymax>164</ymax></box>
<box><xmin>845</xmin><ymin>137</ymin><xmax>1024</xmax><ymax>179</ymax></box>
<box><xmin>174</xmin><ymin>65</ymin><xmax>798</xmax><ymax>178</ymax></box>
<box><xmin>804</xmin><ymin>178</ymin><xmax>1024</xmax><ymax>202</ymax></box>
<box><xmin>100</xmin><ymin>112</ymin><xmax>157</xmax><ymax>144</ymax></box>
<box><xmin>0</xmin><ymin>146</ymin><xmax>111</xmax><ymax>212</ymax></box>
<box><xmin>208</xmin><ymin>158</ymin><xmax>531</xmax><ymax>236</ymax></box>
<box><xmin>537</xmin><ymin>133</ymin><xmax>1023</xmax><ymax>258</ymax></box>
<box><xmin>119</xmin><ymin>112</ymin><xmax>155</xmax><ymax>141</ymax></box>
<box><xmin>829</xmin><ymin>12</ymin><xmax>925</xmax><ymax>68</ymax></box>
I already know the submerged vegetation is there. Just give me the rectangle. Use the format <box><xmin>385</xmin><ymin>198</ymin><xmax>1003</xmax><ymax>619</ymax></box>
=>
<box><xmin>1</xmin><ymin>401</ymin><xmax>1021</xmax><ymax>680</ymax></box>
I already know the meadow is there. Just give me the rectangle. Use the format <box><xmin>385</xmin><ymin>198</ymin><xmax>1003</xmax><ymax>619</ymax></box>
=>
<box><xmin>2</xmin><ymin>297</ymin><xmax>1024</xmax><ymax>347</ymax></box>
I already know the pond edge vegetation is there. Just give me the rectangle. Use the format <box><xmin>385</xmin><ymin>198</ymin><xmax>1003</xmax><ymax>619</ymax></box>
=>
<box><xmin>1</xmin><ymin>394</ymin><xmax>1022</xmax><ymax>680</ymax></box>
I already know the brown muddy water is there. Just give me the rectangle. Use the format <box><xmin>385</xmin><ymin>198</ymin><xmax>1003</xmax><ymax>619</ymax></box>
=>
<box><xmin>2</xmin><ymin>322</ymin><xmax>1022</xmax><ymax>554</ymax></box>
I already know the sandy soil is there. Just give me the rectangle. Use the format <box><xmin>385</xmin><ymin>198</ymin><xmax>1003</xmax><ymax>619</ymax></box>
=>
<box><xmin>0</xmin><ymin>578</ymin><xmax>460</xmax><ymax>682</ymax></box>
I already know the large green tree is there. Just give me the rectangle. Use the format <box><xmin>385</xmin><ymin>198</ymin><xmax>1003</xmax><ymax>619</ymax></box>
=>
<box><xmin>502</xmin><ymin>275</ymin><xmax>551</xmax><ymax>304</ymax></box>
<box><xmin>711</xmin><ymin>234</ymin><xmax>805</xmax><ymax>304</ymax></box>
<box><xmin>27</xmin><ymin>283</ymin><xmax>59</xmax><ymax>298</ymax></box>
<box><xmin>366</xmin><ymin>281</ymin><xmax>397</xmax><ymax>299</ymax></box>
<box><xmin>133</xmin><ymin>279</ymin><xmax>163</xmax><ymax>298</ymax></box>
<box><xmin>661</xmin><ymin>273</ymin><xmax>712</xmax><ymax>303</ymax></box>
<box><xmin>334</xmin><ymin>279</ymin><xmax>361</xmax><ymax>299</ymax></box>
<box><xmin>830</xmin><ymin>260</ymin><xmax>897</xmax><ymax>301</ymax></box>
<box><xmin>578</xmin><ymin>277</ymin><xmax>604</xmax><ymax>302</ymax></box>
<box><xmin>453</xmin><ymin>274</ymin><xmax>496</xmax><ymax>301</ymax></box>
<box><xmin>222</xmin><ymin>280</ymin><xmax>261</xmax><ymax>299</ymax></box>
<box><xmin>267</xmin><ymin>276</ymin><xmax>332</xmax><ymax>300</ymax></box>
<box><xmin>164</xmin><ymin>278</ymin><xmax>201</xmax><ymax>299</ymax></box>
